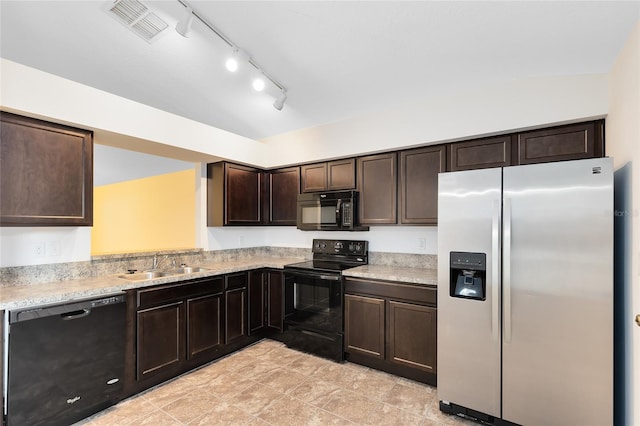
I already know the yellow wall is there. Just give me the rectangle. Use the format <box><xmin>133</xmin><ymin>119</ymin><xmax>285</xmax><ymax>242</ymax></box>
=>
<box><xmin>92</xmin><ymin>169</ymin><xmax>196</xmax><ymax>255</ymax></box>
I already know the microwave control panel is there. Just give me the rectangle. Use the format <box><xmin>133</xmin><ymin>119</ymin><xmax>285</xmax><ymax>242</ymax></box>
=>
<box><xmin>342</xmin><ymin>202</ymin><xmax>352</xmax><ymax>226</ymax></box>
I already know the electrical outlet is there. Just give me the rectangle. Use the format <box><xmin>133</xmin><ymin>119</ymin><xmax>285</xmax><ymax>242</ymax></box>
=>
<box><xmin>33</xmin><ymin>242</ymin><xmax>45</xmax><ymax>257</ymax></box>
<box><xmin>417</xmin><ymin>237</ymin><xmax>427</xmax><ymax>250</ymax></box>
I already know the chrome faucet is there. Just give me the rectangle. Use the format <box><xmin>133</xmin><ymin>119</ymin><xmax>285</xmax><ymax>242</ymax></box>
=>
<box><xmin>152</xmin><ymin>253</ymin><xmax>167</xmax><ymax>270</ymax></box>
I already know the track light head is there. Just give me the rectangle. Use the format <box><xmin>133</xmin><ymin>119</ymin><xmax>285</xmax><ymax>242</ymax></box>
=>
<box><xmin>225</xmin><ymin>48</ymin><xmax>249</xmax><ymax>73</ymax></box>
<box><xmin>273</xmin><ymin>91</ymin><xmax>287</xmax><ymax>111</ymax></box>
<box><xmin>252</xmin><ymin>77</ymin><xmax>266</xmax><ymax>92</ymax></box>
<box><xmin>176</xmin><ymin>6</ymin><xmax>193</xmax><ymax>37</ymax></box>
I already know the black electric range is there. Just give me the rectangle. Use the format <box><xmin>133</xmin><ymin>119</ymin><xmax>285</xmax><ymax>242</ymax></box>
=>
<box><xmin>285</xmin><ymin>239</ymin><xmax>369</xmax><ymax>274</ymax></box>
<box><xmin>282</xmin><ymin>239</ymin><xmax>368</xmax><ymax>362</ymax></box>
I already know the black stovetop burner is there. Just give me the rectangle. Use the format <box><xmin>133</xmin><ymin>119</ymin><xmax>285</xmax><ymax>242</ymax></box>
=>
<box><xmin>285</xmin><ymin>239</ymin><xmax>369</xmax><ymax>273</ymax></box>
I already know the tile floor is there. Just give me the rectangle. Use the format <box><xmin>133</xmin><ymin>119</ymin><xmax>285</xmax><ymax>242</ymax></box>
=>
<box><xmin>79</xmin><ymin>339</ymin><xmax>476</xmax><ymax>425</ymax></box>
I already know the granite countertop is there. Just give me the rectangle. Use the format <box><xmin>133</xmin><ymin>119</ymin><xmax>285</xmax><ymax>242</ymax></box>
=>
<box><xmin>0</xmin><ymin>257</ymin><xmax>303</xmax><ymax>311</ymax></box>
<box><xmin>343</xmin><ymin>264</ymin><xmax>437</xmax><ymax>286</ymax></box>
<box><xmin>0</xmin><ymin>258</ymin><xmax>438</xmax><ymax>311</ymax></box>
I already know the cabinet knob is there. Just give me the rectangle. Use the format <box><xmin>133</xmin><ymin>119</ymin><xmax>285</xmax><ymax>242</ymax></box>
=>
<box><xmin>636</xmin><ymin>314</ymin><xmax>640</xmax><ymax>327</ymax></box>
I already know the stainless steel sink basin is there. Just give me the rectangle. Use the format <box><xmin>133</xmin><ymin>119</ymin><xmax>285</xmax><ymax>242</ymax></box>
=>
<box><xmin>117</xmin><ymin>271</ymin><xmax>174</xmax><ymax>281</ymax></box>
<box><xmin>117</xmin><ymin>266</ymin><xmax>210</xmax><ymax>281</ymax></box>
<box><xmin>165</xmin><ymin>266</ymin><xmax>210</xmax><ymax>275</ymax></box>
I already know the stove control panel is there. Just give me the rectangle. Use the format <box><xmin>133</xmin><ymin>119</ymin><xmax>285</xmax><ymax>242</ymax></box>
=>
<box><xmin>312</xmin><ymin>239</ymin><xmax>368</xmax><ymax>256</ymax></box>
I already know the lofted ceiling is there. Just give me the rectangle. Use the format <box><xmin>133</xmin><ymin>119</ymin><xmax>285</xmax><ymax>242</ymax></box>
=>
<box><xmin>1</xmin><ymin>1</ymin><xmax>639</xmax><ymax>141</ymax></box>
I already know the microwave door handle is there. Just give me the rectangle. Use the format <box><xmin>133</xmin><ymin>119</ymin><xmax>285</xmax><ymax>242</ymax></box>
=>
<box><xmin>335</xmin><ymin>199</ymin><xmax>342</xmax><ymax>226</ymax></box>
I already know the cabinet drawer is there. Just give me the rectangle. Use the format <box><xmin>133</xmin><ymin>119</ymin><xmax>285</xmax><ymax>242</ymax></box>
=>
<box><xmin>137</xmin><ymin>277</ymin><xmax>224</xmax><ymax>308</ymax></box>
<box><xmin>226</xmin><ymin>272</ymin><xmax>248</xmax><ymax>290</ymax></box>
<box><xmin>345</xmin><ymin>278</ymin><xmax>436</xmax><ymax>306</ymax></box>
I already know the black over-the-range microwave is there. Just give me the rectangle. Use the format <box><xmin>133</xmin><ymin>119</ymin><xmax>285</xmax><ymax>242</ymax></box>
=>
<box><xmin>296</xmin><ymin>190</ymin><xmax>369</xmax><ymax>231</ymax></box>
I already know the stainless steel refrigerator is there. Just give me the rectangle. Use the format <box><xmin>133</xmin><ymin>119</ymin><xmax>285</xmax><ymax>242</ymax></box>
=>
<box><xmin>437</xmin><ymin>157</ymin><xmax>613</xmax><ymax>426</ymax></box>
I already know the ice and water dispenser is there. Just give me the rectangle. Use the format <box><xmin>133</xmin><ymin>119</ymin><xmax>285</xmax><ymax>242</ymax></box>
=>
<box><xmin>449</xmin><ymin>252</ymin><xmax>486</xmax><ymax>301</ymax></box>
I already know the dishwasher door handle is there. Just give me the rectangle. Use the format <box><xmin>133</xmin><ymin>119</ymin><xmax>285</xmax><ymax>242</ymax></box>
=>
<box><xmin>61</xmin><ymin>309</ymin><xmax>91</xmax><ymax>320</ymax></box>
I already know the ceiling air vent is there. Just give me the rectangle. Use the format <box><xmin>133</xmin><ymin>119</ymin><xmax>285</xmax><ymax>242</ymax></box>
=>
<box><xmin>105</xmin><ymin>0</ymin><xmax>169</xmax><ymax>43</ymax></box>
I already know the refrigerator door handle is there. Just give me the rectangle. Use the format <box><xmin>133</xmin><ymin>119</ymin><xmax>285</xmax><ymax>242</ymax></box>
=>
<box><xmin>491</xmin><ymin>199</ymin><xmax>501</xmax><ymax>341</ymax></box>
<box><xmin>503</xmin><ymin>197</ymin><xmax>512</xmax><ymax>343</ymax></box>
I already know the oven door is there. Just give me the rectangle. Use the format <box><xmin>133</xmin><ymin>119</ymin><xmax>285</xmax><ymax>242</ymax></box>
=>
<box><xmin>284</xmin><ymin>269</ymin><xmax>343</xmax><ymax>334</ymax></box>
<box><xmin>283</xmin><ymin>269</ymin><xmax>345</xmax><ymax>361</ymax></box>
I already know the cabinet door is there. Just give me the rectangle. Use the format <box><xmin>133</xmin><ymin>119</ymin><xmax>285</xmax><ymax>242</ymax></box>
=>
<box><xmin>357</xmin><ymin>153</ymin><xmax>397</xmax><ymax>224</ymax></box>
<box><xmin>327</xmin><ymin>158</ymin><xmax>356</xmax><ymax>190</ymax></box>
<box><xmin>448</xmin><ymin>135</ymin><xmax>513</xmax><ymax>171</ymax></box>
<box><xmin>267</xmin><ymin>271</ymin><xmax>284</xmax><ymax>332</ymax></box>
<box><xmin>269</xmin><ymin>167</ymin><xmax>299</xmax><ymax>225</ymax></box>
<box><xmin>399</xmin><ymin>146</ymin><xmax>446</xmax><ymax>225</ymax></box>
<box><xmin>186</xmin><ymin>293</ymin><xmax>223</xmax><ymax>360</ymax></box>
<box><xmin>225</xmin><ymin>163</ymin><xmax>263</xmax><ymax>224</ymax></box>
<box><xmin>0</xmin><ymin>112</ymin><xmax>93</xmax><ymax>226</ymax></box>
<box><xmin>137</xmin><ymin>302</ymin><xmax>184</xmax><ymax>380</ymax></box>
<box><xmin>388</xmin><ymin>301</ymin><xmax>437</xmax><ymax>373</ymax></box>
<box><xmin>516</xmin><ymin>121</ymin><xmax>603</xmax><ymax>165</ymax></box>
<box><xmin>300</xmin><ymin>163</ymin><xmax>327</xmax><ymax>192</ymax></box>
<box><xmin>225</xmin><ymin>287</ymin><xmax>247</xmax><ymax>344</ymax></box>
<box><xmin>248</xmin><ymin>270</ymin><xmax>266</xmax><ymax>335</ymax></box>
<box><xmin>344</xmin><ymin>294</ymin><xmax>385</xmax><ymax>359</ymax></box>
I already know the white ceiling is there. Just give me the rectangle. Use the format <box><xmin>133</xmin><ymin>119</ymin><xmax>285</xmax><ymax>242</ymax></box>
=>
<box><xmin>1</xmin><ymin>1</ymin><xmax>639</xmax><ymax>141</ymax></box>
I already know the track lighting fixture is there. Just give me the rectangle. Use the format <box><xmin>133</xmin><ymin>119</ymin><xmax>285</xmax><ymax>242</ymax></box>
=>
<box><xmin>176</xmin><ymin>0</ymin><xmax>288</xmax><ymax>111</ymax></box>
<box><xmin>273</xmin><ymin>90</ymin><xmax>287</xmax><ymax>111</ymax></box>
<box><xmin>175</xmin><ymin>6</ymin><xmax>193</xmax><ymax>37</ymax></box>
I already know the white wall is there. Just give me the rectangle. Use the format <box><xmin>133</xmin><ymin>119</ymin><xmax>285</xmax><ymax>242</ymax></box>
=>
<box><xmin>260</xmin><ymin>74</ymin><xmax>609</xmax><ymax>167</ymax></box>
<box><xmin>0</xmin><ymin>228</ymin><xmax>92</xmax><ymax>267</ymax></box>
<box><xmin>0</xmin><ymin>59</ymin><xmax>612</xmax><ymax>267</ymax></box>
<box><xmin>606</xmin><ymin>21</ymin><xmax>640</xmax><ymax>426</ymax></box>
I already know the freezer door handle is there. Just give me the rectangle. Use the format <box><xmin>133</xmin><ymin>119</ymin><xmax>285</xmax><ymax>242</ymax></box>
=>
<box><xmin>503</xmin><ymin>197</ymin><xmax>512</xmax><ymax>343</ymax></box>
<box><xmin>491</xmin><ymin>199</ymin><xmax>500</xmax><ymax>341</ymax></box>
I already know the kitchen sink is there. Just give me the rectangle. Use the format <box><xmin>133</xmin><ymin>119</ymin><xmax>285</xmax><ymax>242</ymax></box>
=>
<box><xmin>164</xmin><ymin>266</ymin><xmax>210</xmax><ymax>275</ymax></box>
<box><xmin>117</xmin><ymin>271</ymin><xmax>175</xmax><ymax>281</ymax></box>
<box><xmin>117</xmin><ymin>266</ymin><xmax>210</xmax><ymax>281</ymax></box>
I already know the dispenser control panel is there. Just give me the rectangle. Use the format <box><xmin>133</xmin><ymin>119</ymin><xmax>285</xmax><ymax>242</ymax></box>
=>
<box><xmin>450</xmin><ymin>251</ymin><xmax>486</xmax><ymax>301</ymax></box>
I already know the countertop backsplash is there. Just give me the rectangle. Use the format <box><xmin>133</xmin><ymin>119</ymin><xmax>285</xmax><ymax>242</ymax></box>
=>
<box><xmin>0</xmin><ymin>247</ymin><xmax>435</xmax><ymax>288</ymax></box>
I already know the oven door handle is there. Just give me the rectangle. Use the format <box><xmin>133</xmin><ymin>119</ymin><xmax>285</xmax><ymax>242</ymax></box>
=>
<box><xmin>285</xmin><ymin>270</ymin><xmax>342</xmax><ymax>281</ymax></box>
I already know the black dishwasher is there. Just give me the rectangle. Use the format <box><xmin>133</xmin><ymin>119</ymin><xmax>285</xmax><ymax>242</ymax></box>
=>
<box><xmin>6</xmin><ymin>294</ymin><xmax>126</xmax><ymax>426</ymax></box>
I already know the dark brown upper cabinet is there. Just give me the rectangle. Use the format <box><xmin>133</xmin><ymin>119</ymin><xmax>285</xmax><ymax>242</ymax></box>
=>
<box><xmin>357</xmin><ymin>153</ymin><xmax>397</xmax><ymax>225</ymax></box>
<box><xmin>207</xmin><ymin>162</ymin><xmax>267</xmax><ymax>226</ymax></box>
<box><xmin>0</xmin><ymin>112</ymin><xmax>93</xmax><ymax>226</ymax></box>
<box><xmin>399</xmin><ymin>146</ymin><xmax>446</xmax><ymax>225</ymax></box>
<box><xmin>516</xmin><ymin>121</ymin><xmax>604</xmax><ymax>165</ymax></box>
<box><xmin>269</xmin><ymin>166</ymin><xmax>299</xmax><ymax>225</ymax></box>
<box><xmin>448</xmin><ymin>135</ymin><xmax>513</xmax><ymax>172</ymax></box>
<box><xmin>300</xmin><ymin>163</ymin><xmax>327</xmax><ymax>192</ymax></box>
<box><xmin>300</xmin><ymin>159</ymin><xmax>355</xmax><ymax>192</ymax></box>
<box><xmin>327</xmin><ymin>158</ymin><xmax>356</xmax><ymax>190</ymax></box>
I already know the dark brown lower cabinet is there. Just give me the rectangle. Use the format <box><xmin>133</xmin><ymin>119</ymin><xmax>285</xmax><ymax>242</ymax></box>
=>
<box><xmin>344</xmin><ymin>294</ymin><xmax>385</xmax><ymax>359</ymax></box>
<box><xmin>225</xmin><ymin>287</ymin><xmax>247</xmax><ymax>344</ymax></box>
<box><xmin>344</xmin><ymin>278</ymin><xmax>437</xmax><ymax>385</ymax></box>
<box><xmin>388</xmin><ymin>301</ymin><xmax>436</xmax><ymax>373</ymax></box>
<box><xmin>249</xmin><ymin>269</ymin><xmax>285</xmax><ymax>335</ymax></box>
<box><xmin>127</xmin><ymin>270</ymin><xmax>284</xmax><ymax>399</ymax></box>
<box><xmin>266</xmin><ymin>271</ymin><xmax>284</xmax><ymax>331</ymax></box>
<box><xmin>187</xmin><ymin>293</ymin><xmax>223</xmax><ymax>359</ymax></box>
<box><xmin>136</xmin><ymin>302</ymin><xmax>184</xmax><ymax>380</ymax></box>
<box><xmin>249</xmin><ymin>270</ymin><xmax>266</xmax><ymax>334</ymax></box>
